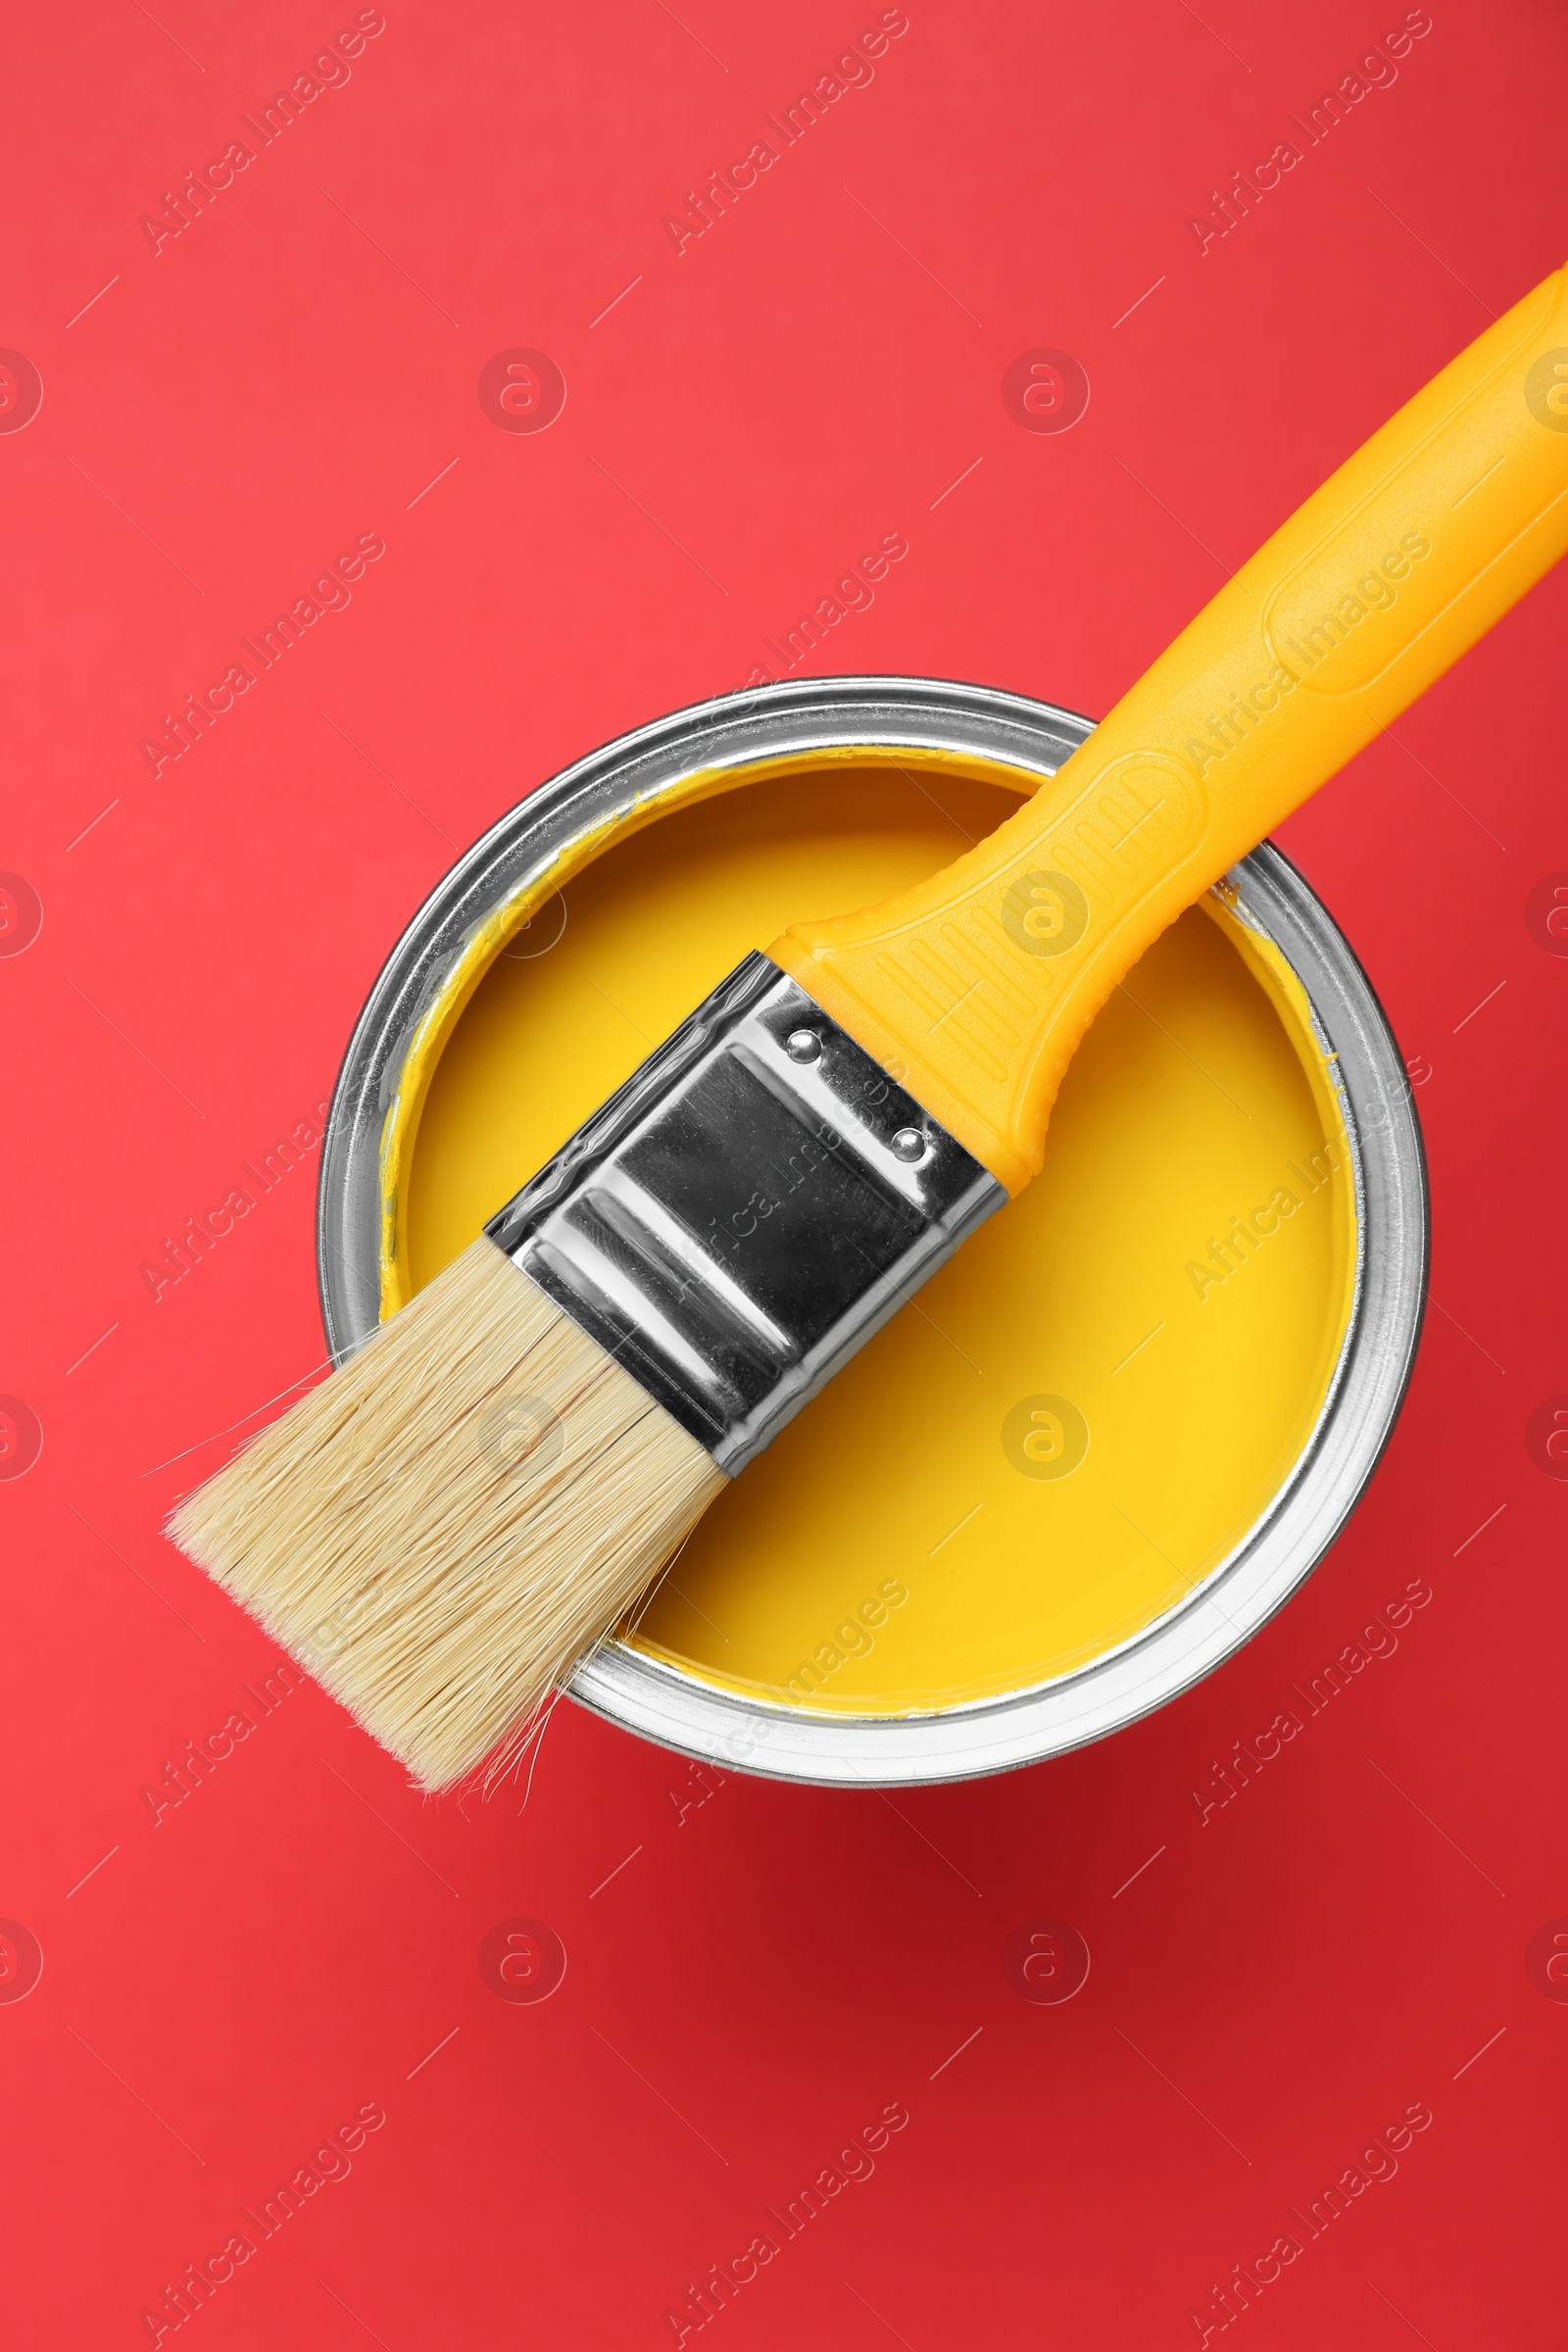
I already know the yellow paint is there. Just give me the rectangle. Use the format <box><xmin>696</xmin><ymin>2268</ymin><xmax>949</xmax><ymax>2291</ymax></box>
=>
<box><xmin>387</xmin><ymin>757</ymin><xmax>1357</xmax><ymax>1715</ymax></box>
<box><xmin>377</xmin><ymin>745</ymin><xmax>1023</xmax><ymax>1312</ymax></box>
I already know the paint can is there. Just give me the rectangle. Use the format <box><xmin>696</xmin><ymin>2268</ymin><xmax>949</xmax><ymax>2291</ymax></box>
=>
<box><xmin>318</xmin><ymin>677</ymin><xmax>1427</xmax><ymax>1786</ymax></box>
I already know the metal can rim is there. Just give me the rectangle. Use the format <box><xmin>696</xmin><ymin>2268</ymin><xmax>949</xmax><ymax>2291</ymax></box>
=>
<box><xmin>317</xmin><ymin>675</ymin><xmax>1428</xmax><ymax>1787</ymax></box>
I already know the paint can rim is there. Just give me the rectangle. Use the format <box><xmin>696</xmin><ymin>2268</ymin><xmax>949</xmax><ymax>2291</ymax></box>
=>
<box><xmin>317</xmin><ymin>675</ymin><xmax>1428</xmax><ymax>1786</ymax></box>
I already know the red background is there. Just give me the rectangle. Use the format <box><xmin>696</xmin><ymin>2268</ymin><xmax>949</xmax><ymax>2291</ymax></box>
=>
<box><xmin>2</xmin><ymin>2</ymin><xmax>1565</xmax><ymax>2343</ymax></box>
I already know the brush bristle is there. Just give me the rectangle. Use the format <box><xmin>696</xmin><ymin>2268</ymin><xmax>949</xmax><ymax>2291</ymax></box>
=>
<box><xmin>170</xmin><ymin>1236</ymin><xmax>726</xmax><ymax>1789</ymax></box>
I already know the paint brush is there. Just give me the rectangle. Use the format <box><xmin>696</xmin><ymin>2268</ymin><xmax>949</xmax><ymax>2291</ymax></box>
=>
<box><xmin>172</xmin><ymin>263</ymin><xmax>1568</xmax><ymax>1788</ymax></box>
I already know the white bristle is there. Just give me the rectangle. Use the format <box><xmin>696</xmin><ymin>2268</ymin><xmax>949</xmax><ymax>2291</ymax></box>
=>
<box><xmin>170</xmin><ymin>1236</ymin><xmax>725</xmax><ymax>1790</ymax></box>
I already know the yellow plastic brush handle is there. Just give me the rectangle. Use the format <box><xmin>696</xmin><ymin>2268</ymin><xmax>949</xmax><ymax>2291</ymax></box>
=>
<box><xmin>770</xmin><ymin>264</ymin><xmax>1568</xmax><ymax>1195</ymax></box>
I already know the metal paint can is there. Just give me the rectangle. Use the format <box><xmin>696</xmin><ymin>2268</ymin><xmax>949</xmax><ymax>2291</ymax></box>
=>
<box><xmin>318</xmin><ymin>677</ymin><xmax>1427</xmax><ymax>1787</ymax></box>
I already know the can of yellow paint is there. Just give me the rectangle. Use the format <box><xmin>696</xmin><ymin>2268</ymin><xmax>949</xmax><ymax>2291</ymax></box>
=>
<box><xmin>318</xmin><ymin>678</ymin><xmax>1427</xmax><ymax>1786</ymax></box>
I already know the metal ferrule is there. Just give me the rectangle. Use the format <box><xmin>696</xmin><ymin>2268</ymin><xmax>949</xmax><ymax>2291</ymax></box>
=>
<box><xmin>485</xmin><ymin>954</ymin><xmax>1005</xmax><ymax>1475</ymax></box>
